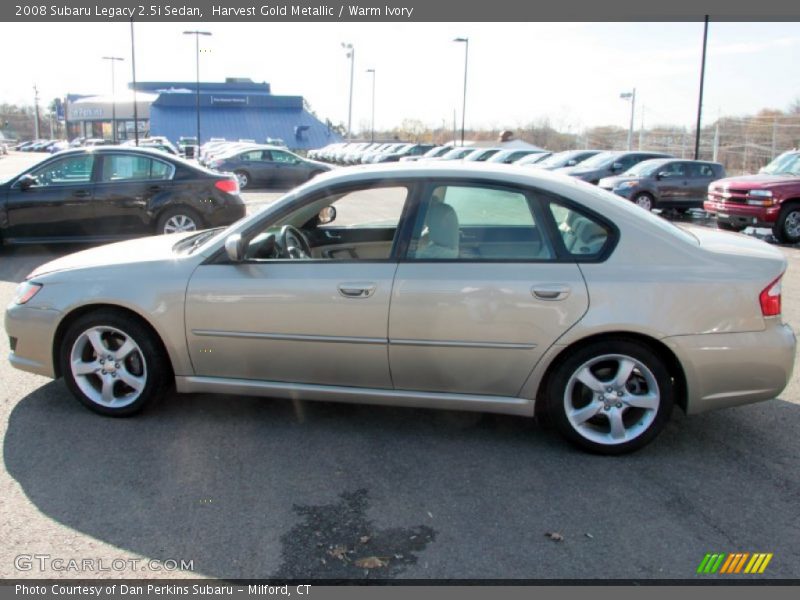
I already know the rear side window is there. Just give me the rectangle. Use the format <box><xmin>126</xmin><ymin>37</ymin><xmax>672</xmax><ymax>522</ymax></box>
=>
<box><xmin>101</xmin><ymin>154</ymin><xmax>173</xmax><ymax>182</ymax></box>
<box><xmin>693</xmin><ymin>163</ymin><xmax>717</xmax><ymax>177</ymax></box>
<box><xmin>548</xmin><ymin>203</ymin><xmax>611</xmax><ymax>257</ymax></box>
<box><xmin>408</xmin><ymin>184</ymin><xmax>554</xmax><ymax>260</ymax></box>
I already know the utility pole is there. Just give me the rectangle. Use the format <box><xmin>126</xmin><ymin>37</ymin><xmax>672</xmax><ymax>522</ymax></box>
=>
<box><xmin>639</xmin><ymin>105</ymin><xmax>645</xmax><ymax>150</ymax></box>
<box><xmin>620</xmin><ymin>88</ymin><xmax>636</xmax><ymax>150</ymax></box>
<box><xmin>453</xmin><ymin>37</ymin><xmax>469</xmax><ymax>146</ymax></box>
<box><xmin>771</xmin><ymin>116</ymin><xmax>778</xmax><ymax>159</ymax></box>
<box><xmin>713</xmin><ymin>120</ymin><xmax>720</xmax><ymax>161</ymax></box>
<box><xmin>341</xmin><ymin>43</ymin><xmax>355</xmax><ymax>141</ymax></box>
<box><xmin>366</xmin><ymin>68</ymin><xmax>376</xmax><ymax>143</ymax></box>
<box><xmin>130</xmin><ymin>19</ymin><xmax>139</xmax><ymax>146</ymax></box>
<box><xmin>102</xmin><ymin>56</ymin><xmax>124</xmax><ymax>143</ymax></box>
<box><xmin>694</xmin><ymin>15</ymin><xmax>709</xmax><ymax>160</ymax></box>
<box><xmin>184</xmin><ymin>30</ymin><xmax>212</xmax><ymax>146</ymax></box>
<box><xmin>33</xmin><ymin>85</ymin><xmax>40</xmax><ymax>139</ymax></box>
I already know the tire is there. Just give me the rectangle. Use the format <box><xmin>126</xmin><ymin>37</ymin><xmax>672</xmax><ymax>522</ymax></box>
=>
<box><xmin>156</xmin><ymin>206</ymin><xmax>202</xmax><ymax>235</ymax></box>
<box><xmin>717</xmin><ymin>221</ymin><xmax>746</xmax><ymax>233</ymax></box>
<box><xmin>546</xmin><ymin>339</ymin><xmax>674</xmax><ymax>454</ymax></box>
<box><xmin>772</xmin><ymin>205</ymin><xmax>800</xmax><ymax>244</ymax></box>
<box><xmin>234</xmin><ymin>170</ymin><xmax>251</xmax><ymax>189</ymax></box>
<box><xmin>59</xmin><ymin>309</ymin><xmax>170</xmax><ymax>417</ymax></box>
<box><xmin>633</xmin><ymin>193</ymin><xmax>655</xmax><ymax>211</ymax></box>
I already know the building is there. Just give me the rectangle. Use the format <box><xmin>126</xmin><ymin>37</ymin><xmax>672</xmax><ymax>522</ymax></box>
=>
<box><xmin>65</xmin><ymin>78</ymin><xmax>340</xmax><ymax>150</ymax></box>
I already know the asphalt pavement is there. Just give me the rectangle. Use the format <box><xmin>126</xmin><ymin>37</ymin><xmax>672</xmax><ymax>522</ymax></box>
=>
<box><xmin>0</xmin><ymin>151</ymin><xmax>798</xmax><ymax>580</ymax></box>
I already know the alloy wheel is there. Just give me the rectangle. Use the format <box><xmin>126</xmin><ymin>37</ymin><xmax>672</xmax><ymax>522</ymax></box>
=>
<box><xmin>634</xmin><ymin>195</ymin><xmax>653</xmax><ymax>211</ymax></box>
<box><xmin>563</xmin><ymin>353</ymin><xmax>660</xmax><ymax>446</ymax></box>
<box><xmin>163</xmin><ymin>214</ymin><xmax>197</xmax><ymax>234</ymax></box>
<box><xmin>69</xmin><ymin>326</ymin><xmax>148</xmax><ymax>408</ymax></box>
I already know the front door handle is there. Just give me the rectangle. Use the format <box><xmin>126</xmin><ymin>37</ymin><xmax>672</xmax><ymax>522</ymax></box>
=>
<box><xmin>72</xmin><ymin>190</ymin><xmax>91</xmax><ymax>198</ymax></box>
<box><xmin>532</xmin><ymin>284</ymin><xmax>571</xmax><ymax>301</ymax></box>
<box><xmin>338</xmin><ymin>282</ymin><xmax>376</xmax><ymax>298</ymax></box>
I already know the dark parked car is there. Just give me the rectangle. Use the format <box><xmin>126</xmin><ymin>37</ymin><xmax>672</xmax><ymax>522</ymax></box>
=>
<box><xmin>599</xmin><ymin>159</ymin><xmax>725</xmax><ymax>211</ymax></box>
<box><xmin>208</xmin><ymin>145</ymin><xmax>331</xmax><ymax>189</ymax></box>
<box><xmin>533</xmin><ymin>150</ymin><xmax>603</xmax><ymax>170</ymax></box>
<box><xmin>0</xmin><ymin>147</ymin><xmax>245</xmax><ymax>245</ymax></box>
<box><xmin>559</xmin><ymin>151</ymin><xmax>672</xmax><ymax>184</ymax></box>
<box><xmin>374</xmin><ymin>143</ymin><xmax>437</xmax><ymax>163</ymax></box>
<box><xmin>487</xmin><ymin>149</ymin><xmax>548</xmax><ymax>164</ymax></box>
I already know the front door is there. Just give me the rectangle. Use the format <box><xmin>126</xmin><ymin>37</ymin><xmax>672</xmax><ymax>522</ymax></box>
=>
<box><xmin>184</xmin><ymin>181</ymin><xmax>414</xmax><ymax>388</ymax></box>
<box><xmin>388</xmin><ymin>182</ymin><xmax>593</xmax><ymax>397</ymax></box>
<box><xmin>4</xmin><ymin>153</ymin><xmax>96</xmax><ymax>240</ymax></box>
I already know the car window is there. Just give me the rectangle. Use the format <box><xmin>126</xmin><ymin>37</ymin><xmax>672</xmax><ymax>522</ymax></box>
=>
<box><xmin>271</xmin><ymin>150</ymin><xmax>299</xmax><ymax>164</ymax></box>
<box><xmin>692</xmin><ymin>163</ymin><xmax>716</xmax><ymax>177</ymax></box>
<box><xmin>319</xmin><ymin>186</ymin><xmax>408</xmax><ymax>229</ymax></box>
<box><xmin>660</xmin><ymin>162</ymin><xmax>687</xmax><ymax>177</ymax></box>
<box><xmin>407</xmin><ymin>184</ymin><xmax>554</xmax><ymax>260</ymax></box>
<box><xmin>615</xmin><ymin>155</ymin><xmax>638</xmax><ymax>170</ymax></box>
<box><xmin>27</xmin><ymin>154</ymin><xmax>94</xmax><ymax>187</ymax></box>
<box><xmin>100</xmin><ymin>154</ymin><xmax>173</xmax><ymax>182</ymax></box>
<box><xmin>549</xmin><ymin>203</ymin><xmax>611</xmax><ymax>257</ymax></box>
<box><xmin>241</xmin><ymin>150</ymin><xmax>265</xmax><ymax>161</ymax></box>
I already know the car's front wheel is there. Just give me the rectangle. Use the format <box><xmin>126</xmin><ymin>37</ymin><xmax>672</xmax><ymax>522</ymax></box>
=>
<box><xmin>234</xmin><ymin>170</ymin><xmax>251</xmax><ymax>189</ymax></box>
<box><xmin>59</xmin><ymin>310</ymin><xmax>170</xmax><ymax>416</ymax></box>
<box><xmin>633</xmin><ymin>193</ymin><xmax>655</xmax><ymax>211</ymax></box>
<box><xmin>773</xmin><ymin>204</ymin><xmax>800</xmax><ymax>244</ymax></box>
<box><xmin>546</xmin><ymin>339</ymin><xmax>674</xmax><ymax>454</ymax></box>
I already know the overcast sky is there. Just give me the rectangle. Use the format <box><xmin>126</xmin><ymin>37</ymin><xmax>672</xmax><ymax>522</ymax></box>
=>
<box><xmin>0</xmin><ymin>21</ymin><xmax>798</xmax><ymax>132</ymax></box>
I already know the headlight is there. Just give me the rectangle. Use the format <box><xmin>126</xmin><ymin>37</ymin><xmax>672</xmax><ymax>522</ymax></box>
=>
<box><xmin>13</xmin><ymin>281</ymin><xmax>43</xmax><ymax>305</ymax></box>
<box><xmin>747</xmin><ymin>189</ymin><xmax>775</xmax><ymax>206</ymax></box>
<box><xmin>619</xmin><ymin>180</ymin><xmax>639</xmax><ymax>188</ymax></box>
<box><xmin>748</xmin><ymin>190</ymin><xmax>773</xmax><ymax>197</ymax></box>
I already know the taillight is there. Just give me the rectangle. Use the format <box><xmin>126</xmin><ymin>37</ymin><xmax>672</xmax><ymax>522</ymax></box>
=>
<box><xmin>214</xmin><ymin>178</ymin><xmax>239</xmax><ymax>194</ymax></box>
<box><xmin>759</xmin><ymin>274</ymin><xmax>783</xmax><ymax>317</ymax></box>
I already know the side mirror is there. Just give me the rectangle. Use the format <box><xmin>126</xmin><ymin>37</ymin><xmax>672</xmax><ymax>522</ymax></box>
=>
<box><xmin>18</xmin><ymin>174</ymin><xmax>37</xmax><ymax>190</ymax></box>
<box><xmin>318</xmin><ymin>206</ymin><xmax>337</xmax><ymax>225</ymax></box>
<box><xmin>610</xmin><ymin>162</ymin><xmax>623</xmax><ymax>172</ymax></box>
<box><xmin>566</xmin><ymin>159</ymin><xmax>577</xmax><ymax>166</ymax></box>
<box><xmin>224</xmin><ymin>233</ymin><xmax>245</xmax><ymax>262</ymax></box>
<box><xmin>656</xmin><ymin>171</ymin><xmax>669</xmax><ymax>180</ymax></box>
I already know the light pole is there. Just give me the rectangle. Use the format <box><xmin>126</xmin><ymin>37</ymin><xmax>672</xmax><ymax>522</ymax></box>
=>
<box><xmin>694</xmin><ymin>15</ymin><xmax>709</xmax><ymax>160</ymax></box>
<box><xmin>453</xmin><ymin>37</ymin><xmax>469</xmax><ymax>146</ymax></box>
<box><xmin>130</xmin><ymin>19</ymin><xmax>139</xmax><ymax>146</ymax></box>
<box><xmin>620</xmin><ymin>88</ymin><xmax>636</xmax><ymax>151</ymax></box>
<box><xmin>366</xmin><ymin>68</ymin><xmax>376</xmax><ymax>143</ymax></box>
<box><xmin>183</xmin><ymin>30</ymin><xmax>212</xmax><ymax>146</ymax></box>
<box><xmin>102</xmin><ymin>56</ymin><xmax>124</xmax><ymax>143</ymax></box>
<box><xmin>342</xmin><ymin>43</ymin><xmax>355</xmax><ymax>141</ymax></box>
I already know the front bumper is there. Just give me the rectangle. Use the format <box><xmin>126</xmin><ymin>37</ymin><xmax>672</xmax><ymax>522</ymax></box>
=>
<box><xmin>6</xmin><ymin>303</ymin><xmax>62</xmax><ymax>378</ymax></box>
<box><xmin>704</xmin><ymin>198</ymin><xmax>780</xmax><ymax>227</ymax></box>
<box><xmin>664</xmin><ymin>320</ymin><xmax>796</xmax><ymax>414</ymax></box>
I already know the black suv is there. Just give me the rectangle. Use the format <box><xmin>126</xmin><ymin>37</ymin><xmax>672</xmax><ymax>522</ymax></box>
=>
<box><xmin>558</xmin><ymin>151</ymin><xmax>672</xmax><ymax>184</ymax></box>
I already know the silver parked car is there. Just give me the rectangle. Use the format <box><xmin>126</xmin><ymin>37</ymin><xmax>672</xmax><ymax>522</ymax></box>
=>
<box><xmin>6</xmin><ymin>163</ymin><xmax>795</xmax><ymax>454</ymax></box>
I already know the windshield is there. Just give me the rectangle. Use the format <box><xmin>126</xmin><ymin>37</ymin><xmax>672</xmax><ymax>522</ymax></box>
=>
<box><xmin>761</xmin><ymin>152</ymin><xmax>800</xmax><ymax>176</ymax></box>
<box><xmin>622</xmin><ymin>159</ymin><xmax>669</xmax><ymax>177</ymax></box>
<box><xmin>442</xmin><ymin>147</ymin><xmax>472</xmax><ymax>159</ymax></box>
<box><xmin>574</xmin><ymin>151</ymin><xmax>617</xmax><ymax>169</ymax></box>
<box><xmin>423</xmin><ymin>146</ymin><xmax>447</xmax><ymax>157</ymax></box>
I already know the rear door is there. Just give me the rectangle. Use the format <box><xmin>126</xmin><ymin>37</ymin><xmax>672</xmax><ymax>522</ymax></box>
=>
<box><xmin>686</xmin><ymin>163</ymin><xmax>718</xmax><ymax>205</ymax></box>
<box><xmin>269</xmin><ymin>149</ymin><xmax>311</xmax><ymax>185</ymax></box>
<box><xmin>92</xmin><ymin>152</ymin><xmax>175</xmax><ymax>235</ymax></box>
<box><xmin>388</xmin><ymin>182</ymin><xmax>595</xmax><ymax>397</ymax></box>
<box><xmin>655</xmin><ymin>161</ymin><xmax>690</xmax><ymax>204</ymax></box>
<box><xmin>4</xmin><ymin>153</ymin><xmax>96</xmax><ymax>240</ymax></box>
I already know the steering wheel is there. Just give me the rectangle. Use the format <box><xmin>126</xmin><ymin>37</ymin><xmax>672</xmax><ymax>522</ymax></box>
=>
<box><xmin>278</xmin><ymin>225</ymin><xmax>312</xmax><ymax>259</ymax></box>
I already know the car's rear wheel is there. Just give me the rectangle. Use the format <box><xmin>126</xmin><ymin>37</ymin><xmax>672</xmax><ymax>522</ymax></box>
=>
<box><xmin>59</xmin><ymin>310</ymin><xmax>169</xmax><ymax>416</ymax></box>
<box><xmin>773</xmin><ymin>205</ymin><xmax>800</xmax><ymax>244</ymax></box>
<box><xmin>156</xmin><ymin>207</ymin><xmax>202</xmax><ymax>235</ymax></box>
<box><xmin>633</xmin><ymin>193</ymin><xmax>655</xmax><ymax>211</ymax></box>
<box><xmin>234</xmin><ymin>170</ymin><xmax>251</xmax><ymax>189</ymax></box>
<box><xmin>546</xmin><ymin>339</ymin><xmax>674</xmax><ymax>454</ymax></box>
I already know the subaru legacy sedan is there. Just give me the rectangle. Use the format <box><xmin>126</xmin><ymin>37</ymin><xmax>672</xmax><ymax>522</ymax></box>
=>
<box><xmin>6</xmin><ymin>163</ymin><xmax>795</xmax><ymax>454</ymax></box>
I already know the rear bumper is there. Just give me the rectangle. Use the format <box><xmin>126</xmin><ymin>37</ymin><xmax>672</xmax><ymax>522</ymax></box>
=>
<box><xmin>704</xmin><ymin>199</ymin><xmax>780</xmax><ymax>227</ymax></box>
<box><xmin>664</xmin><ymin>320</ymin><xmax>796</xmax><ymax>414</ymax></box>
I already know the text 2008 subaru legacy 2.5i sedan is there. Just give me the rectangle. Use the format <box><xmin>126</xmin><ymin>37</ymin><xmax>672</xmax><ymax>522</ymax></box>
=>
<box><xmin>6</xmin><ymin>163</ymin><xmax>796</xmax><ymax>453</ymax></box>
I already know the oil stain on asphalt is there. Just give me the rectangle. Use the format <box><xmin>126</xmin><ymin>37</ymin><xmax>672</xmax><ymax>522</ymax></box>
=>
<box><xmin>274</xmin><ymin>489</ymin><xmax>436</xmax><ymax>579</ymax></box>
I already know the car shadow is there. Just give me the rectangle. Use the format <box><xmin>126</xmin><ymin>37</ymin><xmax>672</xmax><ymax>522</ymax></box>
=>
<box><xmin>5</xmin><ymin>382</ymin><xmax>800</xmax><ymax>579</ymax></box>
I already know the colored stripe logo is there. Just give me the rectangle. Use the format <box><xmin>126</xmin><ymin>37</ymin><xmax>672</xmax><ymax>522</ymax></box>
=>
<box><xmin>697</xmin><ymin>553</ymin><xmax>773</xmax><ymax>574</ymax></box>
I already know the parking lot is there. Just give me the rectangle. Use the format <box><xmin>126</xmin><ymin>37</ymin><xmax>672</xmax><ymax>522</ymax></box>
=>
<box><xmin>1</xmin><ymin>150</ymin><xmax>799</xmax><ymax>580</ymax></box>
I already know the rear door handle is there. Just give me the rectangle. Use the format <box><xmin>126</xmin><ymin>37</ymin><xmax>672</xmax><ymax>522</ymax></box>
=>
<box><xmin>337</xmin><ymin>282</ymin><xmax>376</xmax><ymax>298</ymax></box>
<box><xmin>532</xmin><ymin>284</ymin><xmax>571</xmax><ymax>301</ymax></box>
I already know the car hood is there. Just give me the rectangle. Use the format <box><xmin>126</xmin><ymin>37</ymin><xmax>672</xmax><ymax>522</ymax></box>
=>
<box><xmin>28</xmin><ymin>233</ymin><xmax>198</xmax><ymax>279</ymax></box>
<box><xmin>599</xmin><ymin>175</ymin><xmax>637</xmax><ymax>187</ymax></box>
<box><xmin>710</xmin><ymin>174</ymin><xmax>799</xmax><ymax>189</ymax></box>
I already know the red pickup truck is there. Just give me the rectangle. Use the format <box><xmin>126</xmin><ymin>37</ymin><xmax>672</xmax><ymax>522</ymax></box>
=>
<box><xmin>705</xmin><ymin>150</ymin><xmax>800</xmax><ymax>243</ymax></box>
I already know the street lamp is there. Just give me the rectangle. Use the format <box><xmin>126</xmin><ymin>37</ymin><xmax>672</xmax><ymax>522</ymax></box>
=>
<box><xmin>183</xmin><ymin>30</ymin><xmax>212</xmax><ymax>147</ymax></box>
<box><xmin>366</xmin><ymin>68</ymin><xmax>376</xmax><ymax>143</ymax></box>
<box><xmin>453</xmin><ymin>37</ymin><xmax>469</xmax><ymax>146</ymax></box>
<box><xmin>620</xmin><ymin>88</ymin><xmax>636</xmax><ymax>151</ymax></box>
<box><xmin>102</xmin><ymin>56</ymin><xmax>124</xmax><ymax>143</ymax></box>
<box><xmin>342</xmin><ymin>43</ymin><xmax>355</xmax><ymax>141</ymax></box>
